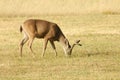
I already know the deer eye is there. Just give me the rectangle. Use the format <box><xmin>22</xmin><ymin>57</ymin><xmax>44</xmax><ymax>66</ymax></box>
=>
<box><xmin>68</xmin><ymin>45</ymin><xmax>71</xmax><ymax>48</ymax></box>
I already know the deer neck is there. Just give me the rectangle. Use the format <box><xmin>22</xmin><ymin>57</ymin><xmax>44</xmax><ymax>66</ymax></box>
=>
<box><xmin>59</xmin><ymin>35</ymin><xmax>66</xmax><ymax>47</ymax></box>
<box><xmin>59</xmin><ymin>34</ymin><xmax>72</xmax><ymax>56</ymax></box>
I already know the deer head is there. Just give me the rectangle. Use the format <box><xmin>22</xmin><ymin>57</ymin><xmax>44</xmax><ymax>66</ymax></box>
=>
<box><xmin>63</xmin><ymin>39</ymin><xmax>82</xmax><ymax>56</ymax></box>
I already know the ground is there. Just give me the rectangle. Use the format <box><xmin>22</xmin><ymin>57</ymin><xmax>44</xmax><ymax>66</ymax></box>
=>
<box><xmin>0</xmin><ymin>14</ymin><xmax>120</xmax><ymax>80</ymax></box>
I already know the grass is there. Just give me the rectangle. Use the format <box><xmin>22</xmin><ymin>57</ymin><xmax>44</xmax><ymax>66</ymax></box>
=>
<box><xmin>0</xmin><ymin>0</ymin><xmax>120</xmax><ymax>16</ymax></box>
<box><xmin>102</xmin><ymin>11</ymin><xmax>120</xmax><ymax>15</ymax></box>
<box><xmin>0</xmin><ymin>14</ymin><xmax>120</xmax><ymax>80</ymax></box>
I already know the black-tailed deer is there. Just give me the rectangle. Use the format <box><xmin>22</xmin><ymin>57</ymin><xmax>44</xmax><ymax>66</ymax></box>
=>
<box><xmin>19</xmin><ymin>19</ymin><xmax>81</xmax><ymax>57</ymax></box>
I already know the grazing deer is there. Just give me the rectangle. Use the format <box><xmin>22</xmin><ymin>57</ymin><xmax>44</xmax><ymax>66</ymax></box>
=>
<box><xmin>19</xmin><ymin>19</ymin><xmax>82</xmax><ymax>57</ymax></box>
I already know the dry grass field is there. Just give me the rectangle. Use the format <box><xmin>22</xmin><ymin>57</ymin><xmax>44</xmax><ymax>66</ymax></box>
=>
<box><xmin>0</xmin><ymin>0</ymin><xmax>120</xmax><ymax>16</ymax></box>
<box><xmin>0</xmin><ymin>14</ymin><xmax>120</xmax><ymax>80</ymax></box>
<box><xmin>0</xmin><ymin>0</ymin><xmax>120</xmax><ymax>80</ymax></box>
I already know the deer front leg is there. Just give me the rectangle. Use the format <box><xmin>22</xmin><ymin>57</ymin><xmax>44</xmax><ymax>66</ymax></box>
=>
<box><xmin>50</xmin><ymin>40</ymin><xmax>57</xmax><ymax>56</ymax></box>
<box><xmin>42</xmin><ymin>39</ymin><xmax>48</xmax><ymax>57</ymax></box>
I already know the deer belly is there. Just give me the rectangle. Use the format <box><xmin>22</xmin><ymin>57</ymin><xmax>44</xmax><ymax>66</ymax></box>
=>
<box><xmin>35</xmin><ymin>32</ymin><xmax>46</xmax><ymax>38</ymax></box>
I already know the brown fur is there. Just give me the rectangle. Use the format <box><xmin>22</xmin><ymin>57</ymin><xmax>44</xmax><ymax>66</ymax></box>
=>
<box><xmin>20</xmin><ymin>19</ymin><xmax>65</xmax><ymax>40</ymax></box>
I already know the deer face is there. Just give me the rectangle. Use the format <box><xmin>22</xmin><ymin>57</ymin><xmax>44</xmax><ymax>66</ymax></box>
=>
<box><xmin>63</xmin><ymin>39</ymin><xmax>72</xmax><ymax>56</ymax></box>
<box><xmin>65</xmin><ymin>40</ymin><xmax>82</xmax><ymax>56</ymax></box>
<box><xmin>65</xmin><ymin>45</ymin><xmax>72</xmax><ymax>56</ymax></box>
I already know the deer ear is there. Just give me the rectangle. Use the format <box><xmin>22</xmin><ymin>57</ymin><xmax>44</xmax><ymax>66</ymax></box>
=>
<box><xmin>75</xmin><ymin>40</ymin><xmax>80</xmax><ymax>43</ymax></box>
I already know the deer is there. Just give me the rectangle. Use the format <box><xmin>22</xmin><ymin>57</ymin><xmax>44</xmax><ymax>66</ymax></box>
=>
<box><xmin>19</xmin><ymin>19</ymin><xmax>82</xmax><ymax>57</ymax></box>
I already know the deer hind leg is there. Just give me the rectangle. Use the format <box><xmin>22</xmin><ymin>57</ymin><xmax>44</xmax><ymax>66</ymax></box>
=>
<box><xmin>28</xmin><ymin>37</ymin><xmax>35</xmax><ymax>57</ymax></box>
<box><xmin>50</xmin><ymin>40</ymin><xmax>57</xmax><ymax>56</ymax></box>
<box><xmin>42</xmin><ymin>39</ymin><xmax>48</xmax><ymax>57</ymax></box>
<box><xmin>19</xmin><ymin>32</ymin><xmax>29</xmax><ymax>57</ymax></box>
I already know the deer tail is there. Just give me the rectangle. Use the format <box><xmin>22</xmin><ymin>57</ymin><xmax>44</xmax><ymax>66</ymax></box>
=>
<box><xmin>20</xmin><ymin>25</ymin><xmax>23</xmax><ymax>33</ymax></box>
